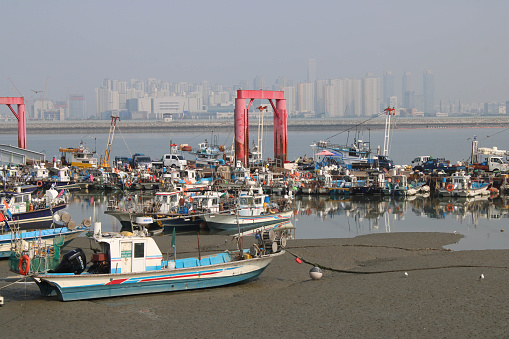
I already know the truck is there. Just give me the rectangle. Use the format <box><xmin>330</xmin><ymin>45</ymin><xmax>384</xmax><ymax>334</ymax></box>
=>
<box><xmin>469</xmin><ymin>156</ymin><xmax>509</xmax><ymax>172</ymax></box>
<box><xmin>131</xmin><ymin>153</ymin><xmax>152</xmax><ymax>169</ymax></box>
<box><xmin>469</xmin><ymin>144</ymin><xmax>509</xmax><ymax>172</ymax></box>
<box><xmin>422</xmin><ymin>158</ymin><xmax>466</xmax><ymax>174</ymax></box>
<box><xmin>375</xmin><ymin>155</ymin><xmax>395</xmax><ymax>170</ymax></box>
<box><xmin>411</xmin><ymin>156</ymin><xmax>431</xmax><ymax>171</ymax></box>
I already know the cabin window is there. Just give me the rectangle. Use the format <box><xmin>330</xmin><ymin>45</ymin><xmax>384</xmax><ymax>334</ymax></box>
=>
<box><xmin>255</xmin><ymin>198</ymin><xmax>262</xmax><ymax>205</ymax></box>
<box><xmin>15</xmin><ymin>196</ymin><xmax>23</xmax><ymax>203</ymax></box>
<box><xmin>134</xmin><ymin>243</ymin><xmax>145</xmax><ymax>258</ymax></box>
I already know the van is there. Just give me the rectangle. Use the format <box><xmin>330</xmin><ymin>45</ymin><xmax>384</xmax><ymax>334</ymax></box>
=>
<box><xmin>411</xmin><ymin>156</ymin><xmax>431</xmax><ymax>171</ymax></box>
<box><xmin>163</xmin><ymin>154</ymin><xmax>187</xmax><ymax>169</ymax></box>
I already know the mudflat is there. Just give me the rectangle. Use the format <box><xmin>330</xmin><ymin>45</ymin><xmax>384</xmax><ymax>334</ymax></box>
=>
<box><xmin>1</xmin><ymin>232</ymin><xmax>508</xmax><ymax>338</ymax></box>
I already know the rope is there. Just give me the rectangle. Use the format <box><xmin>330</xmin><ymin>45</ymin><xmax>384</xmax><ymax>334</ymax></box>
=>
<box><xmin>324</xmin><ymin>113</ymin><xmax>385</xmax><ymax>141</ymax></box>
<box><xmin>284</xmin><ymin>247</ymin><xmax>509</xmax><ymax>275</ymax></box>
<box><xmin>117</xmin><ymin>126</ymin><xmax>133</xmax><ymax>157</ymax></box>
<box><xmin>0</xmin><ymin>276</ymin><xmax>32</xmax><ymax>290</ymax></box>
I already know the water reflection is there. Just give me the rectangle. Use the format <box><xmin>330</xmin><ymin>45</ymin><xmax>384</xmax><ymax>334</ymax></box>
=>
<box><xmin>66</xmin><ymin>191</ymin><xmax>509</xmax><ymax>250</ymax></box>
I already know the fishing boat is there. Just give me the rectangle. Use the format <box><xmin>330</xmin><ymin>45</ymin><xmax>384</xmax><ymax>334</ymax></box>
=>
<box><xmin>203</xmin><ymin>185</ymin><xmax>293</xmax><ymax>231</ymax></box>
<box><xmin>438</xmin><ymin>171</ymin><xmax>491</xmax><ymax>197</ymax></box>
<box><xmin>59</xmin><ymin>142</ymin><xmax>99</xmax><ymax>169</ymax></box>
<box><xmin>0</xmin><ymin>187</ymin><xmax>69</xmax><ymax>229</ymax></box>
<box><xmin>311</xmin><ymin>139</ymin><xmax>374</xmax><ymax>169</ymax></box>
<box><xmin>23</xmin><ymin>217</ymin><xmax>285</xmax><ymax>301</ymax></box>
<box><xmin>105</xmin><ymin>190</ymin><xmax>230</xmax><ymax>230</ymax></box>
<box><xmin>0</xmin><ymin>211</ymin><xmax>89</xmax><ymax>258</ymax></box>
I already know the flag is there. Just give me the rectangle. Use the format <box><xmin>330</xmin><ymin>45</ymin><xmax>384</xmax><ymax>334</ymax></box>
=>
<box><xmin>0</xmin><ymin>212</ymin><xmax>5</xmax><ymax>222</ymax></box>
<box><xmin>171</xmin><ymin>227</ymin><xmax>176</xmax><ymax>249</ymax></box>
<box><xmin>4</xmin><ymin>202</ymin><xmax>12</xmax><ymax>219</ymax></box>
<box><xmin>2</xmin><ymin>219</ymin><xmax>9</xmax><ymax>231</ymax></box>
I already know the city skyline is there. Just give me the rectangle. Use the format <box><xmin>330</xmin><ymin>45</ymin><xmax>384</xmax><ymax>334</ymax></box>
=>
<box><xmin>1</xmin><ymin>1</ymin><xmax>508</xmax><ymax>117</ymax></box>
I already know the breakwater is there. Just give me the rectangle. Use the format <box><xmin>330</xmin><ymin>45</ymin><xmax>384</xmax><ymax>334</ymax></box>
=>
<box><xmin>1</xmin><ymin>116</ymin><xmax>509</xmax><ymax>134</ymax></box>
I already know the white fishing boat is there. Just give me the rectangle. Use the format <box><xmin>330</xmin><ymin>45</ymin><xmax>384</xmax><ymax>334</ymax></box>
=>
<box><xmin>21</xmin><ymin>217</ymin><xmax>285</xmax><ymax>301</ymax></box>
<box><xmin>59</xmin><ymin>142</ymin><xmax>99</xmax><ymax>169</ymax></box>
<box><xmin>438</xmin><ymin>171</ymin><xmax>491</xmax><ymax>197</ymax></box>
<box><xmin>203</xmin><ymin>185</ymin><xmax>293</xmax><ymax>231</ymax></box>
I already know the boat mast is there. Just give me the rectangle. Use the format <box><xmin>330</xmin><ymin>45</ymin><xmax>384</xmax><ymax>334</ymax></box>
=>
<box><xmin>382</xmin><ymin>106</ymin><xmax>395</xmax><ymax>156</ymax></box>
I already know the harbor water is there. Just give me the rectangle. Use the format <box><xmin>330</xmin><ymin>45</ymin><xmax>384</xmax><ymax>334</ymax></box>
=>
<box><xmin>2</xmin><ymin>127</ymin><xmax>509</xmax><ymax>251</ymax></box>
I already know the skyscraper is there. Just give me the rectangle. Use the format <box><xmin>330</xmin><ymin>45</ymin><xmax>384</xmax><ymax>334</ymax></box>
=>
<box><xmin>307</xmin><ymin>59</ymin><xmax>316</xmax><ymax>83</ymax></box>
<box><xmin>423</xmin><ymin>70</ymin><xmax>435</xmax><ymax>114</ymax></box>
<box><xmin>402</xmin><ymin>72</ymin><xmax>411</xmax><ymax>97</ymax></box>
<box><xmin>68</xmin><ymin>95</ymin><xmax>87</xmax><ymax>119</ymax></box>
<box><xmin>383</xmin><ymin>71</ymin><xmax>395</xmax><ymax>108</ymax></box>
<box><xmin>362</xmin><ymin>76</ymin><xmax>381</xmax><ymax>116</ymax></box>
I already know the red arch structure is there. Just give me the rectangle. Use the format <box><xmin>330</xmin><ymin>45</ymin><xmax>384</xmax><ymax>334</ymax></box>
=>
<box><xmin>0</xmin><ymin>97</ymin><xmax>26</xmax><ymax>149</ymax></box>
<box><xmin>234</xmin><ymin>90</ymin><xmax>287</xmax><ymax>166</ymax></box>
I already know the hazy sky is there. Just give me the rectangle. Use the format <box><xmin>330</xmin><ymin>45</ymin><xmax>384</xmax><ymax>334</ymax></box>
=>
<box><xmin>1</xmin><ymin>0</ymin><xmax>508</xmax><ymax>113</ymax></box>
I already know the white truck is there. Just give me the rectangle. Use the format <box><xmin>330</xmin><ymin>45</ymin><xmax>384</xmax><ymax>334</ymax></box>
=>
<box><xmin>471</xmin><ymin>146</ymin><xmax>509</xmax><ymax>172</ymax></box>
<box><xmin>411</xmin><ymin>156</ymin><xmax>431</xmax><ymax>171</ymax></box>
<box><xmin>470</xmin><ymin>156</ymin><xmax>509</xmax><ymax>172</ymax></box>
<box><xmin>162</xmin><ymin>154</ymin><xmax>187</xmax><ymax>169</ymax></box>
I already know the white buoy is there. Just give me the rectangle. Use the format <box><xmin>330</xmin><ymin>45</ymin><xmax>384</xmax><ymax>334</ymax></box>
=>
<box><xmin>479</xmin><ymin>273</ymin><xmax>484</xmax><ymax>280</ymax></box>
<box><xmin>309</xmin><ymin>267</ymin><xmax>323</xmax><ymax>280</ymax></box>
<box><xmin>404</xmin><ymin>272</ymin><xmax>409</xmax><ymax>277</ymax></box>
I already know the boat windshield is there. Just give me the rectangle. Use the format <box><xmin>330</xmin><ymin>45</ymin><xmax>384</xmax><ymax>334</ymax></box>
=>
<box><xmin>239</xmin><ymin>197</ymin><xmax>254</xmax><ymax>206</ymax></box>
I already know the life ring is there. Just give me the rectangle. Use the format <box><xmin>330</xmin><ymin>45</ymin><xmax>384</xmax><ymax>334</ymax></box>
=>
<box><xmin>446</xmin><ymin>204</ymin><xmax>454</xmax><ymax>212</ymax></box>
<box><xmin>125</xmin><ymin>180</ymin><xmax>132</xmax><ymax>187</ymax></box>
<box><xmin>446</xmin><ymin>184</ymin><xmax>454</xmax><ymax>192</ymax></box>
<box><xmin>37</xmin><ymin>181</ymin><xmax>43</xmax><ymax>187</ymax></box>
<box><xmin>18</xmin><ymin>255</ymin><xmax>30</xmax><ymax>275</ymax></box>
<box><xmin>306</xmin><ymin>172</ymin><xmax>312</xmax><ymax>179</ymax></box>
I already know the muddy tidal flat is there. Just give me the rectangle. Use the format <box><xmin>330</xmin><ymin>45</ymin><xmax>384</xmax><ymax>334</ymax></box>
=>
<box><xmin>1</xmin><ymin>232</ymin><xmax>509</xmax><ymax>338</ymax></box>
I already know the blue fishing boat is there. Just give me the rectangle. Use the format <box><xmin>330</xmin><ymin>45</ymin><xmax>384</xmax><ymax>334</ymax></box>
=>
<box><xmin>23</xmin><ymin>217</ymin><xmax>285</xmax><ymax>301</ymax></box>
<box><xmin>0</xmin><ymin>214</ymin><xmax>88</xmax><ymax>258</ymax></box>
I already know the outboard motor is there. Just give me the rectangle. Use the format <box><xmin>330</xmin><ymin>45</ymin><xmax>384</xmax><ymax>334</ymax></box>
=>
<box><xmin>49</xmin><ymin>248</ymin><xmax>86</xmax><ymax>275</ymax></box>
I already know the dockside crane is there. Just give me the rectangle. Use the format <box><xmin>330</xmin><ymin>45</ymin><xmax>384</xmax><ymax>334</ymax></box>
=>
<box><xmin>102</xmin><ymin>114</ymin><xmax>120</xmax><ymax>168</ymax></box>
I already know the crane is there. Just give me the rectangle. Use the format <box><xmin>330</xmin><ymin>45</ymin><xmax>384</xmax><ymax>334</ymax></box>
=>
<box><xmin>40</xmin><ymin>77</ymin><xmax>49</xmax><ymax>119</ymax></box>
<box><xmin>8</xmin><ymin>77</ymin><xmax>23</xmax><ymax>97</ymax></box>
<box><xmin>102</xmin><ymin>114</ymin><xmax>120</xmax><ymax>168</ymax></box>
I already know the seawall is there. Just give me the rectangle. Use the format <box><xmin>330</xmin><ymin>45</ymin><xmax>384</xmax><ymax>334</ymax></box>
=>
<box><xmin>1</xmin><ymin>116</ymin><xmax>508</xmax><ymax>134</ymax></box>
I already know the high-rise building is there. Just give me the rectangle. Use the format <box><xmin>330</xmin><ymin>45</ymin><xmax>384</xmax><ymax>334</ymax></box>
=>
<box><xmin>68</xmin><ymin>95</ymin><xmax>86</xmax><ymax>119</ymax></box>
<box><xmin>423</xmin><ymin>70</ymin><xmax>435</xmax><ymax>114</ymax></box>
<box><xmin>201</xmin><ymin>81</ymin><xmax>210</xmax><ymax>108</ymax></box>
<box><xmin>307</xmin><ymin>59</ymin><xmax>316</xmax><ymax>83</ymax></box>
<box><xmin>402</xmin><ymin>72</ymin><xmax>411</xmax><ymax>103</ymax></box>
<box><xmin>383</xmin><ymin>71</ymin><xmax>395</xmax><ymax>108</ymax></box>
<box><xmin>297</xmin><ymin>82</ymin><xmax>315</xmax><ymax>114</ymax></box>
<box><xmin>315</xmin><ymin>79</ymin><xmax>328</xmax><ymax>114</ymax></box>
<box><xmin>95</xmin><ymin>88</ymin><xmax>119</xmax><ymax>116</ymax></box>
<box><xmin>283</xmin><ymin>85</ymin><xmax>297</xmax><ymax>116</ymax></box>
<box><xmin>253</xmin><ymin>76</ymin><xmax>265</xmax><ymax>90</ymax></box>
<box><xmin>362</xmin><ymin>76</ymin><xmax>380</xmax><ymax>116</ymax></box>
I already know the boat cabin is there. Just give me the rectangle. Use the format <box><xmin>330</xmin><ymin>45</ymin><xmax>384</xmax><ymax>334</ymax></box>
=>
<box><xmin>154</xmin><ymin>190</ymin><xmax>186</xmax><ymax>214</ymax></box>
<box><xmin>92</xmin><ymin>233</ymin><xmax>164</xmax><ymax>274</ymax></box>
<box><xmin>238</xmin><ymin>186</ymin><xmax>267</xmax><ymax>216</ymax></box>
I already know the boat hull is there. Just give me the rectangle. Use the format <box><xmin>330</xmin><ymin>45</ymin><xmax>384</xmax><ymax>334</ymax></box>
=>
<box><xmin>8</xmin><ymin>203</ymin><xmax>67</xmax><ymax>229</ymax></box>
<box><xmin>104</xmin><ymin>210</ymin><xmax>203</xmax><ymax>230</ymax></box>
<box><xmin>34</xmin><ymin>253</ymin><xmax>280</xmax><ymax>301</ymax></box>
<box><xmin>204</xmin><ymin>210</ymin><xmax>293</xmax><ymax>231</ymax></box>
